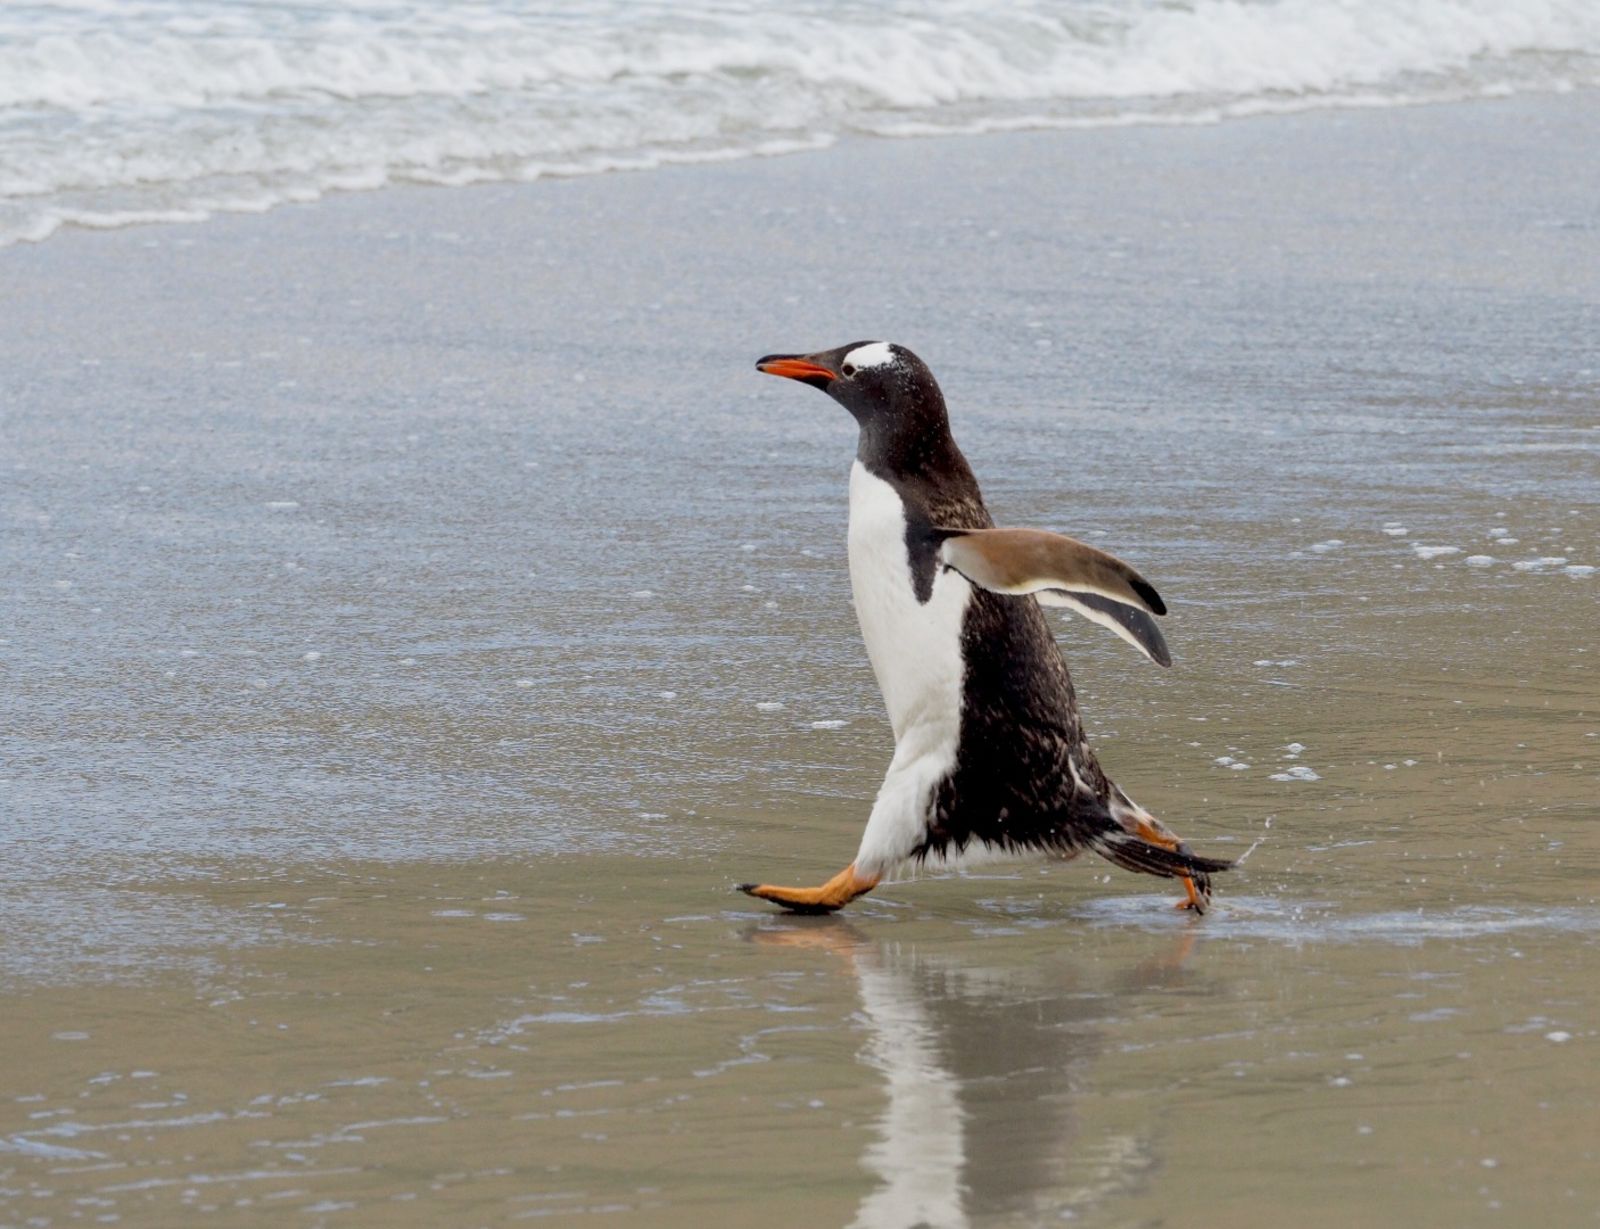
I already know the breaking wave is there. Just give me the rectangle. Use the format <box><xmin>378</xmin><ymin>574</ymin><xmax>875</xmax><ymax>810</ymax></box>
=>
<box><xmin>2</xmin><ymin>0</ymin><xmax>1597</xmax><ymax>244</ymax></box>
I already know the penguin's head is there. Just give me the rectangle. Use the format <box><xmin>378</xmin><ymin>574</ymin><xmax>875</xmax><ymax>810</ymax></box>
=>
<box><xmin>756</xmin><ymin>341</ymin><xmax>948</xmax><ymax>451</ymax></box>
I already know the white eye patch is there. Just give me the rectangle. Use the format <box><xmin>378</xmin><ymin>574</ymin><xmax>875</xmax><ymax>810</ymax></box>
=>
<box><xmin>842</xmin><ymin>341</ymin><xmax>896</xmax><ymax>371</ymax></box>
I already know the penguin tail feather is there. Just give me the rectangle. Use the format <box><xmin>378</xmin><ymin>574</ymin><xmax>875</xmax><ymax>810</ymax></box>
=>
<box><xmin>1090</xmin><ymin>830</ymin><xmax>1235</xmax><ymax>892</ymax></box>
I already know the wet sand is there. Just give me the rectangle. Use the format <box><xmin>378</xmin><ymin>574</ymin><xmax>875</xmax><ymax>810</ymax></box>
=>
<box><xmin>3</xmin><ymin>94</ymin><xmax>1599</xmax><ymax>1226</ymax></box>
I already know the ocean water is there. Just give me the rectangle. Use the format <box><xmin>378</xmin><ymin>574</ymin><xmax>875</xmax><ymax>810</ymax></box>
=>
<box><xmin>2</xmin><ymin>0</ymin><xmax>1598</xmax><ymax>245</ymax></box>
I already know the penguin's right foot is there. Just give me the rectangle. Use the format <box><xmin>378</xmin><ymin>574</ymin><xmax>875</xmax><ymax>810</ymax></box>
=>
<box><xmin>1128</xmin><ymin>816</ymin><xmax>1216</xmax><ymax>915</ymax></box>
<box><xmin>1173</xmin><ymin>874</ymin><xmax>1210</xmax><ymax>915</ymax></box>
<box><xmin>737</xmin><ymin>863</ymin><xmax>880</xmax><ymax>914</ymax></box>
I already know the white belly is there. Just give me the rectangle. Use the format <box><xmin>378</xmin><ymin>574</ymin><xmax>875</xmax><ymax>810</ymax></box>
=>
<box><xmin>847</xmin><ymin>461</ymin><xmax>971</xmax><ymax>873</ymax></box>
<box><xmin>848</xmin><ymin>461</ymin><xmax>970</xmax><ymax>743</ymax></box>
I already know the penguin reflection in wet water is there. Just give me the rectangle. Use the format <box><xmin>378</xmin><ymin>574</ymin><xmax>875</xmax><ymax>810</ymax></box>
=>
<box><xmin>739</xmin><ymin>342</ymin><xmax>1232</xmax><ymax>915</ymax></box>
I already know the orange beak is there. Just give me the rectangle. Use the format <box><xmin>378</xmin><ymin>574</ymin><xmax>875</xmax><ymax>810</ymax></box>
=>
<box><xmin>756</xmin><ymin>356</ymin><xmax>836</xmax><ymax>383</ymax></box>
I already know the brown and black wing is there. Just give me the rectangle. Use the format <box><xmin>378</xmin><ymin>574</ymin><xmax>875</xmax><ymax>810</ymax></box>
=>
<box><xmin>936</xmin><ymin>527</ymin><xmax>1171</xmax><ymax>666</ymax></box>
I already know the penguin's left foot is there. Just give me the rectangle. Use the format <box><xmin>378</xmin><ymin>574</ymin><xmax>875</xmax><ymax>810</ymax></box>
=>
<box><xmin>738</xmin><ymin>863</ymin><xmax>880</xmax><ymax>914</ymax></box>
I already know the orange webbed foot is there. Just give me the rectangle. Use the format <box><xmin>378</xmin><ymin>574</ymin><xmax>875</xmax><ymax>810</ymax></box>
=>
<box><xmin>1173</xmin><ymin>875</ymin><xmax>1209</xmax><ymax>915</ymax></box>
<box><xmin>1132</xmin><ymin>816</ymin><xmax>1213</xmax><ymax>916</ymax></box>
<box><xmin>737</xmin><ymin>863</ymin><xmax>880</xmax><ymax>914</ymax></box>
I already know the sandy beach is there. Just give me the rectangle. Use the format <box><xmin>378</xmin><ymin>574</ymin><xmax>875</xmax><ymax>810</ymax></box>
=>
<box><xmin>3</xmin><ymin>92</ymin><xmax>1599</xmax><ymax>1225</ymax></box>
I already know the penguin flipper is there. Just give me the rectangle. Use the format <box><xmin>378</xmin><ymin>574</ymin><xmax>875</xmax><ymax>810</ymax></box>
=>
<box><xmin>936</xmin><ymin>527</ymin><xmax>1165</xmax><ymax>615</ymax></box>
<box><xmin>1036</xmin><ymin>589</ymin><xmax>1171</xmax><ymax>667</ymax></box>
<box><xmin>936</xmin><ymin>527</ymin><xmax>1171</xmax><ymax>665</ymax></box>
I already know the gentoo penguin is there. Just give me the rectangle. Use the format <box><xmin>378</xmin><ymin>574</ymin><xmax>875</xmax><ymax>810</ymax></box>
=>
<box><xmin>739</xmin><ymin>341</ymin><xmax>1232</xmax><ymax>914</ymax></box>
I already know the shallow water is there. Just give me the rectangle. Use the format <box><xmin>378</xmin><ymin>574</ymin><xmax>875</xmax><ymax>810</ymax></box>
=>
<box><xmin>3</xmin><ymin>96</ymin><xmax>1599</xmax><ymax>1225</ymax></box>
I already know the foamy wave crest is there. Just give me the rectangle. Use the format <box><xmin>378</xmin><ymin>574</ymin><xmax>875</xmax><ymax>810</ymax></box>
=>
<box><xmin>2</xmin><ymin>0</ymin><xmax>1597</xmax><ymax>245</ymax></box>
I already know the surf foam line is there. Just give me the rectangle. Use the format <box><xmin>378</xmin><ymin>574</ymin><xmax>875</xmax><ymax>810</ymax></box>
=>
<box><xmin>3</xmin><ymin>0</ymin><xmax>1598</xmax><ymax>245</ymax></box>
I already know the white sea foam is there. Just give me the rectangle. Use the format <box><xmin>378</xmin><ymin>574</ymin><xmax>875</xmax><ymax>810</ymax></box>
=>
<box><xmin>3</xmin><ymin>0</ymin><xmax>1599</xmax><ymax>245</ymax></box>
